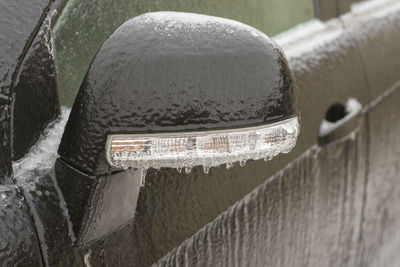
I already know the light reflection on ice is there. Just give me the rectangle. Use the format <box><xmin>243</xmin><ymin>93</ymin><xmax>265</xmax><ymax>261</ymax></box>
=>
<box><xmin>12</xmin><ymin>107</ymin><xmax>71</xmax><ymax>188</ymax></box>
<box><xmin>11</xmin><ymin>107</ymin><xmax>75</xmax><ymax>262</ymax></box>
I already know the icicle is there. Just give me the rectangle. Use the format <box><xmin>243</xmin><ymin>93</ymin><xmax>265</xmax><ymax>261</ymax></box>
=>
<box><xmin>239</xmin><ymin>160</ymin><xmax>246</xmax><ymax>167</ymax></box>
<box><xmin>203</xmin><ymin>165</ymin><xmax>210</xmax><ymax>174</ymax></box>
<box><xmin>226</xmin><ymin>162</ymin><xmax>234</xmax><ymax>169</ymax></box>
<box><xmin>121</xmin><ymin>162</ymin><xmax>128</xmax><ymax>170</ymax></box>
<box><xmin>84</xmin><ymin>249</ymin><xmax>92</xmax><ymax>267</ymax></box>
<box><xmin>185</xmin><ymin>167</ymin><xmax>192</xmax><ymax>174</ymax></box>
<box><xmin>263</xmin><ymin>156</ymin><xmax>272</xmax><ymax>162</ymax></box>
<box><xmin>177</xmin><ymin>166</ymin><xmax>183</xmax><ymax>173</ymax></box>
<box><xmin>139</xmin><ymin>168</ymin><xmax>147</xmax><ymax>187</ymax></box>
<box><xmin>107</xmin><ymin>166</ymin><xmax>112</xmax><ymax>177</ymax></box>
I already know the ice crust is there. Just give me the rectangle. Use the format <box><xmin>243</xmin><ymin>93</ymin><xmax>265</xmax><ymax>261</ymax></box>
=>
<box><xmin>274</xmin><ymin>0</ymin><xmax>400</xmax><ymax>60</ymax></box>
<box><xmin>119</xmin><ymin>11</ymin><xmax>263</xmax><ymax>39</ymax></box>
<box><xmin>107</xmin><ymin>117</ymin><xmax>300</xmax><ymax>180</ymax></box>
<box><xmin>12</xmin><ymin>108</ymin><xmax>73</xmax><ymax>263</ymax></box>
<box><xmin>13</xmin><ymin>107</ymin><xmax>71</xmax><ymax>187</ymax></box>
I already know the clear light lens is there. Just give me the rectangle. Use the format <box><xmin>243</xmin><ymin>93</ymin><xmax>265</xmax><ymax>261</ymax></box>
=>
<box><xmin>106</xmin><ymin>117</ymin><xmax>299</xmax><ymax>171</ymax></box>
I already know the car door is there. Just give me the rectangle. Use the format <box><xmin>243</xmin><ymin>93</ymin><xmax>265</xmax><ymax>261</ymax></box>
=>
<box><xmin>155</xmin><ymin>3</ymin><xmax>400</xmax><ymax>266</ymax></box>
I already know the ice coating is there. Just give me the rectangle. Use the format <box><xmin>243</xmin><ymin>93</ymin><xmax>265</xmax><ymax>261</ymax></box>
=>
<box><xmin>58</xmin><ymin>11</ymin><xmax>297</xmax><ymax>176</ymax></box>
<box><xmin>13</xmin><ymin>107</ymin><xmax>70</xmax><ymax>188</ymax></box>
<box><xmin>119</xmin><ymin>11</ymin><xmax>263</xmax><ymax>39</ymax></box>
<box><xmin>12</xmin><ymin>107</ymin><xmax>73</xmax><ymax>264</ymax></box>
<box><xmin>84</xmin><ymin>250</ymin><xmax>92</xmax><ymax>267</ymax></box>
<box><xmin>107</xmin><ymin>117</ymin><xmax>299</xmax><ymax>178</ymax></box>
<box><xmin>273</xmin><ymin>0</ymin><xmax>400</xmax><ymax>60</ymax></box>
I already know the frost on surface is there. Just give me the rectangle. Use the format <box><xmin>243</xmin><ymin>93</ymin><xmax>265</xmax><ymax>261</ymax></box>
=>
<box><xmin>107</xmin><ymin>117</ymin><xmax>300</xmax><ymax>181</ymax></box>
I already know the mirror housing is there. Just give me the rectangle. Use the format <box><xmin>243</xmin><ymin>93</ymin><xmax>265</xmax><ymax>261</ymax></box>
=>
<box><xmin>59</xmin><ymin>11</ymin><xmax>298</xmax><ymax>175</ymax></box>
<box><xmin>56</xmin><ymin>12</ymin><xmax>299</xmax><ymax>245</ymax></box>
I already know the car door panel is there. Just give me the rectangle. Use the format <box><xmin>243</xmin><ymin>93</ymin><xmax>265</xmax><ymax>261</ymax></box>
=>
<box><xmin>156</xmin><ymin>121</ymin><xmax>367</xmax><ymax>266</ymax></box>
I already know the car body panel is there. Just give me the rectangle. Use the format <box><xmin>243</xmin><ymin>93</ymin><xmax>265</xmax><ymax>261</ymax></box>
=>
<box><xmin>1</xmin><ymin>0</ymin><xmax>400</xmax><ymax>266</ymax></box>
<box><xmin>0</xmin><ymin>185</ymin><xmax>43</xmax><ymax>266</ymax></box>
<box><xmin>156</xmin><ymin>80</ymin><xmax>400</xmax><ymax>266</ymax></box>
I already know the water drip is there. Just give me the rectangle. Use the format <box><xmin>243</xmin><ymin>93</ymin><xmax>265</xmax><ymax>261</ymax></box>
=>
<box><xmin>203</xmin><ymin>165</ymin><xmax>210</xmax><ymax>174</ymax></box>
<box><xmin>239</xmin><ymin>160</ymin><xmax>246</xmax><ymax>167</ymax></box>
<box><xmin>263</xmin><ymin>156</ymin><xmax>272</xmax><ymax>162</ymax></box>
<box><xmin>226</xmin><ymin>162</ymin><xmax>234</xmax><ymax>169</ymax></box>
<box><xmin>185</xmin><ymin>167</ymin><xmax>192</xmax><ymax>174</ymax></box>
<box><xmin>139</xmin><ymin>168</ymin><xmax>147</xmax><ymax>187</ymax></box>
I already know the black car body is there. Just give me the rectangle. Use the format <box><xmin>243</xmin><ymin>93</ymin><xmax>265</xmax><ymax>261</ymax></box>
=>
<box><xmin>1</xmin><ymin>0</ymin><xmax>400</xmax><ymax>266</ymax></box>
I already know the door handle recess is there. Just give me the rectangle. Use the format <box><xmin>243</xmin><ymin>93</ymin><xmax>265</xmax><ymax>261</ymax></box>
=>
<box><xmin>318</xmin><ymin>98</ymin><xmax>362</xmax><ymax>146</ymax></box>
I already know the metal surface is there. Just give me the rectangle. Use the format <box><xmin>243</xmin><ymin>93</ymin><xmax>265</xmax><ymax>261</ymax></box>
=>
<box><xmin>0</xmin><ymin>185</ymin><xmax>43</xmax><ymax>266</ymax></box>
<box><xmin>12</xmin><ymin>110</ymin><xmax>84</xmax><ymax>266</ymax></box>
<box><xmin>0</xmin><ymin>0</ymin><xmax>63</xmax><ymax>264</ymax></box>
<box><xmin>155</xmin><ymin>82</ymin><xmax>400</xmax><ymax>267</ymax></box>
<box><xmin>0</xmin><ymin>0</ymin><xmax>62</xmax><ymax>180</ymax></box>
<box><xmin>56</xmin><ymin>4</ymin><xmax>399</xmax><ymax>266</ymax></box>
<box><xmin>153</xmin><ymin>4</ymin><xmax>400</xmax><ymax>265</ymax></box>
<box><xmin>358</xmin><ymin>83</ymin><xmax>400</xmax><ymax>266</ymax></box>
<box><xmin>12</xmin><ymin>11</ymin><xmax>61</xmax><ymax>160</ymax></box>
<box><xmin>1</xmin><ymin>0</ymin><xmax>399</xmax><ymax>266</ymax></box>
<box><xmin>156</xmin><ymin>126</ymin><xmax>367</xmax><ymax>266</ymax></box>
<box><xmin>0</xmin><ymin>0</ymin><xmax>48</xmax><ymax>181</ymax></box>
<box><xmin>318</xmin><ymin>98</ymin><xmax>362</xmax><ymax>146</ymax></box>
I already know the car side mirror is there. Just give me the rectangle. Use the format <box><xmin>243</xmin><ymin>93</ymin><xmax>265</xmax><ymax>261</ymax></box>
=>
<box><xmin>55</xmin><ymin>12</ymin><xmax>299</xmax><ymax>246</ymax></box>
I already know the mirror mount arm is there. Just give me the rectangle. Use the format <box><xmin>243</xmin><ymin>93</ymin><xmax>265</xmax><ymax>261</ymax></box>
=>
<box><xmin>55</xmin><ymin>158</ymin><xmax>142</xmax><ymax>246</ymax></box>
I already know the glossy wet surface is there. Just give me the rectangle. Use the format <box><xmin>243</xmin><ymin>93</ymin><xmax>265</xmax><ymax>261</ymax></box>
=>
<box><xmin>2</xmin><ymin>0</ymin><xmax>400</xmax><ymax>266</ymax></box>
<box><xmin>156</xmin><ymin>82</ymin><xmax>400</xmax><ymax>266</ymax></box>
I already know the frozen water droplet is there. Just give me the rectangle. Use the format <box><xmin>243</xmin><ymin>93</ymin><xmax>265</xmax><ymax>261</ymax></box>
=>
<box><xmin>177</xmin><ymin>167</ymin><xmax>183</xmax><ymax>173</ymax></box>
<box><xmin>350</xmin><ymin>132</ymin><xmax>356</xmax><ymax>140</ymax></box>
<box><xmin>226</xmin><ymin>162</ymin><xmax>234</xmax><ymax>169</ymax></box>
<box><xmin>282</xmin><ymin>147</ymin><xmax>291</xmax><ymax>153</ymax></box>
<box><xmin>17</xmin><ymin>197</ymin><xmax>24</xmax><ymax>208</ymax></box>
<box><xmin>139</xmin><ymin>168</ymin><xmax>147</xmax><ymax>187</ymax></box>
<box><xmin>121</xmin><ymin>163</ymin><xmax>128</xmax><ymax>170</ymax></box>
<box><xmin>264</xmin><ymin>156</ymin><xmax>272</xmax><ymax>162</ymax></box>
<box><xmin>251</xmin><ymin>31</ymin><xmax>259</xmax><ymax>37</ymax></box>
<box><xmin>239</xmin><ymin>160</ymin><xmax>246</xmax><ymax>167</ymax></box>
<box><xmin>203</xmin><ymin>165</ymin><xmax>210</xmax><ymax>174</ymax></box>
<box><xmin>185</xmin><ymin>167</ymin><xmax>192</xmax><ymax>174</ymax></box>
<box><xmin>84</xmin><ymin>249</ymin><xmax>92</xmax><ymax>267</ymax></box>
